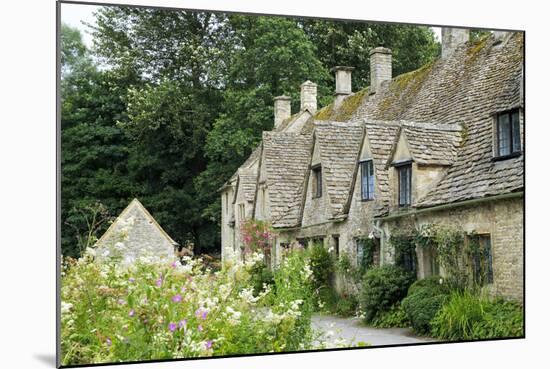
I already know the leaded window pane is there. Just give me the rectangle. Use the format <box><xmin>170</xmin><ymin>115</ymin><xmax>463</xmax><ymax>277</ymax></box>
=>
<box><xmin>498</xmin><ymin>113</ymin><xmax>511</xmax><ymax>156</ymax></box>
<box><xmin>512</xmin><ymin>111</ymin><xmax>521</xmax><ymax>153</ymax></box>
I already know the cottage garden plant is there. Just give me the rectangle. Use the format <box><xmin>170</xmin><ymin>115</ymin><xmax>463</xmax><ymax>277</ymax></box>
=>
<box><xmin>61</xmin><ymin>220</ymin><xmax>347</xmax><ymax>366</ymax></box>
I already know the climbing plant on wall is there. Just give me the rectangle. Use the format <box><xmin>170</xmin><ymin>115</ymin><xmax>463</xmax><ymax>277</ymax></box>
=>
<box><xmin>389</xmin><ymin>230</ymin><xmax>418</xmax><ymax>275</ymax></box>
<box><xmin>415</xmin><ymin>224</ymin><xmax>468</xmax><ymax>289</ymax></box>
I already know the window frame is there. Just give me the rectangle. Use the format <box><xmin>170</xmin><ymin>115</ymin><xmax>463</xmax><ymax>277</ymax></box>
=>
<box><xmin>494</xmin><ymin>109</ymin><xmax>522</xmax><ymax>160</ymax></box>
<box><xmin>360</xmin><ymin>159</ymin><xmax>375</xmax><ymax>201</ymax></box>
<box><xmin>311</xmin><ymin>164</ymin><xmax>323</xmax><ymax>198</ymax></box>
<box><xmin>469</xmin><ymin>234</ymin><xmax>494</xmax><ymax>286</ymax></box>
<box><xmin>396</xmin><ymin>162</ymin><xmax>412</xmax><ymax>207</ymax></box>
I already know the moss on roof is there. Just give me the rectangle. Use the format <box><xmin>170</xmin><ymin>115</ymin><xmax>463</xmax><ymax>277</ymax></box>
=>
<box><xmin>314</xmin><ymin>87</ymin><xmax>369</xmax><ymax>122</ymax></box>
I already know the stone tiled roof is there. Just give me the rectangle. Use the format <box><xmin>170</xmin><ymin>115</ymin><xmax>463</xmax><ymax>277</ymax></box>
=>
<box><xmin>314</xmin><ymin>121</ymin><xmax>364</xmax><ymax>218</ymax></box>
<box><xmin>363</xmin><ymin>120</ymin><xmax>401</xmax><ymax>216</ymax></box>
<box><xmin>350</xmin><ymin>33</ymin><xmax>524</xmax><ymax>208</ymax></box>
<box><xmin>263</xmin><ymin>132</ymin><xmax>313</xmax><ymax>227</ymax></box>
<box><xmin>238</xmin><ymin>169</ymin><xmax>258</xmax><ymax>203</ymax></box>
<box><xmin>399</xmin><ymin>122</ymin><xmax>463</xmax><ymax>166</ymax></box>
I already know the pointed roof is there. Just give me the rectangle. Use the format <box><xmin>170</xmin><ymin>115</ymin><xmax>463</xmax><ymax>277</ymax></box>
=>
<box><xmin>262</xmin><ymin>132</ymin><xmax>312</xmax><ymax>227</ymax></box>
<box><xmin>94</xmin><ymin>199</ymin><xmax>178</xmax><ymax>264</ymax></box>
<box><xmin>313</xmin><ymin>120</ymin><xmax>364</xmax><ymax>218</ymax></box>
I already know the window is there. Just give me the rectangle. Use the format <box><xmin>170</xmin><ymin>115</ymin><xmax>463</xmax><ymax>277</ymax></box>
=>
<box><xmin>261</xmin><ymin>186</ymin><xmax>266</xmax><ymax>216</ymax></box>
<box><xmin>360</xmin><ymin>160</ymin><xmax>375</xmax><ymax>200</ymax></box>
<box><xmin>469</xmin><ymin>234</ymin><xmax>493</xmax><ymax>285</ymax></box>
<box><xmin>496</xmin><ymin>109</ymin><xmax>521</xmax><ymax>157</ymax></box>
<box><xmin>238</xmin><ymin>204</ymin><xmax>245</xmax><ymax>222</ymax></box>
<box><xmin>397</xmin><ymin>164</ymin><xmax>412</xmax><ymax>207</ymax></box>
<box><xmin>356</xmin><ymin>239</ymin><xmax>365</xmax><ymax>267</ymax></box>
<box><xmin>312</xmin><ymin>164</ymin><xmax>322</xmax><ymax>198</ymax></box>
<box><xmin>332</xmin><ymin>235</ymin><xmax>340</xmax><ymax>257</ymax></box>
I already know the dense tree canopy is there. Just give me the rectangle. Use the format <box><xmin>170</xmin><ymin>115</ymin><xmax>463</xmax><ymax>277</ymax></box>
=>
<box><xmin>61</xmin><ymin>7</ymin><xmax>440</xmax><ymax>257</ymax></box>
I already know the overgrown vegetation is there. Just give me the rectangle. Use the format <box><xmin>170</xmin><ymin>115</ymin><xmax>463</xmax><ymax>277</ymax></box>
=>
<box><xmin>430</xmin><ymin>290</ymin><xmax>523</xmax><ymax>340</ymax></box>
<box><xmin>401</xmin><ymin>277</ymin><xmax>450</xmax><ymax>334</ymax></box>
<box><xmin>360</xmin><ymin>265</ymin><xmax>415</xmax><ymax>323</ymax></box>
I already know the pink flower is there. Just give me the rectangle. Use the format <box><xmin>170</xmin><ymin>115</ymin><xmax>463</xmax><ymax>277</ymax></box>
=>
<box><xmin>129</xmin><ymin>309</ymin><xmax>135</xmax><ymax>317</ymax></box>
<box><xmin>168</xmin><ymin>322</ymin><xmax>177</xmax><ymax>332</ymax></box>
<box><xmin>198</xmin><ymin>324</ymin><xmax>203</xmax><ymax>332</ymax></box>
<box><xmin>205</xmin><ymin>340</ymin><xmax>213</xmax><ymax>349</ymax></box>
<box><xmin>155</xmin><ymin>278</ymin><xmax>162</xmax><ymax>287</ymax></box>
<box><xmin>172</xmin><ymin>294</ymin><xmax>182</xmax><ymax>303</ymax></box>
<box><xmin>128</xmin><ymin>277</ymin><xmax>135</xmax><ymax>283</ymax></box>
<box><xmin>118</xmin><ymin>299</ymin><xmax>126</xmax><ymax>305</ymax></box>
<box><xmin>181</xmin><ymin>286</ymin><xmax>187</xmax><ymax>293</ymax></box>
<box><xmin>105</xmin><ymin>337</ymin><xmax>112</xmax><ymax>347</ymax></box>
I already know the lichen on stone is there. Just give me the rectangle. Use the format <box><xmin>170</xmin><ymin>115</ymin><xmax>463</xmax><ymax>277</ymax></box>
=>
<box><xmin>314</xmin><ymin>104</ymin><xmax>334</xmax><ymax>121</ymax></box>
<box><xmin>332</xmin><ymin>88</ymin><xmax>369</xmax><ymax>122</ymax></box>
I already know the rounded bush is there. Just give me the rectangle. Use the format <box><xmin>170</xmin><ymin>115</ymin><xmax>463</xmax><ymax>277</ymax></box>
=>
<box><xmin>360</xmin><ymin>265</ymin><xmax>415</xmax><ymax>323</ymax></box>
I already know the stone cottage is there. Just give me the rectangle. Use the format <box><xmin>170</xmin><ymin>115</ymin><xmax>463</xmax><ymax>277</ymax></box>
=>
<box><xmin>220</xmin><ymin>28</ymin><xmax>524</xmax><ymax>300</ymax></box>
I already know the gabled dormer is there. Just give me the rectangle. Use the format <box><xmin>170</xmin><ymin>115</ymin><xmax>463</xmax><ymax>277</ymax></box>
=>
<box><xmin>386</xmin><ymin>121</ymin><xmax>463</xmax><ymax>210</ymax></box>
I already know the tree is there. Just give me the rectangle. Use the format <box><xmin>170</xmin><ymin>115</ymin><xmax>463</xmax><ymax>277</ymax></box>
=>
<box><xmin>300</xmin><ymin>20</ymin><xmax>439</xmax><ymax>93</ymax></box>
<box><xmin>61</xmin><ymin>24</ymin><xmax>137</xmax><ymax>257</ymax></box>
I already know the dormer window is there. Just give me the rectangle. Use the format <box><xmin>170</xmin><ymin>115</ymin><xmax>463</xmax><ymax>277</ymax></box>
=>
<box><xmin>312</xmin><ymin>164</ymin><xmax>322</xmax><ymax>198</ymax></box>
<box><xmin>360</xmin><ymin>159</ymin><xmax>375</xmax><ymax>200</ymax></box>
<box><xmin>397</xmin><ymin>163</ymin><xmax>412</xmax><ymax>207</ymax></box>
<box><xmin>496</xmin><ymin>109</ymin><xmax>521</xmax><ymax>158</ymax></box>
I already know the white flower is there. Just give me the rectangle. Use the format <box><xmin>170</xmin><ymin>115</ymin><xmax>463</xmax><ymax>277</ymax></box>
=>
<box><xmin>115</xmin><ymin>242</ymin><xmax>126</xmax><ymax>251</ymax></box>
<box><xmin>239</xmin><ymin>287</ymin><xmax>260</xmax><ymax>304</ymax></box>
<box><xmin>61</xmin><ymin>302</ymin><xmax>73</xmax><ymax>314</ymax></box>
<box><xmin>102</xmin><ymin>249</ymin><xmax>110</xmax><ymax>257</ymax></box>
<box><xmin>85</xmin><ymin>247</ymin><xmax>96</xmax><ymax>257</ymax></box>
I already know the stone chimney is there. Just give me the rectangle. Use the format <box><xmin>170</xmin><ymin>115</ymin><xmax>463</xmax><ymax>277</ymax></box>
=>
<box><xmin>300</xmin><ymin>80</ymin><xmax>317</xmax><ymax>113</ymax></box>
<box><xmin>273</xmin><ymin>95</ymin><xmax>291</xmax><ymax>128</ymax></box>
<box><xmin>441</xmin><ymin>28</ymin><xmax>469</xmax><ymax>59</ymax></box>
<box><xmin>331</xmin><ymin>66</ymin><xmax>354</xmax><ymax>107</ymax></box>
<box><xmin>369</xmin><ymin>47</ymin><xmax>392</xmax><ymax>94</ymax></box>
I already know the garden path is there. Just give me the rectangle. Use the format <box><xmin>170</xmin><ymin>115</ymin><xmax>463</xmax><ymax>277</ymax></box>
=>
<box><xmin>312</xmin><ymin>314</ymin><xmax>436</xmax><ymax>347</ymax></box>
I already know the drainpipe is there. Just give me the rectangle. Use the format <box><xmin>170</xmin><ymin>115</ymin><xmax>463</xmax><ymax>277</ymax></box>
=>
<box><xmin>373</xmin><ymin>220</ymin><xmax>385</xmax><ymax>265</ymax></box>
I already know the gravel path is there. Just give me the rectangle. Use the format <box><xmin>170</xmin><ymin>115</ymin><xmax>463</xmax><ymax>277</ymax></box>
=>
<box><xmin>312</xmin><ymin>314</ymin><xmax>436</xmax><ymax>347</ymax></box>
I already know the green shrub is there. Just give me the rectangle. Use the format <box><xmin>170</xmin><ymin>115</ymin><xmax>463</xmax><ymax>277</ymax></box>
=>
<box><xmin>334</xmin><ymin>294</ymin><xmax>358</xmax><ymax>317</ymax></box>
<box><xmin>371</xmin><ymin>304</ymin><xmax>409</xmax><ymax>328</ymax></box>
<box><xmin>248</xmin><ymin>261</ymin><xmax>274</xmax><ymax>296</ymax></box>
<box><xmin>401</xmin><ymin>277</ymin><xmax>449</xmax><ymax>334</ymax></box>
<box><xmin>307</xmin><ymin>242</ymin><xmax>334</xmax><ymax>290</ymax></box>
<box><xmin>360</xmin><ymin>265</ymin><xmax>415</xmax><ymax>323</ymax></box>
<box><xmin>430</xmin><ymin>290</ymin><xmax>524</xmax><ymax>340</ymax></box>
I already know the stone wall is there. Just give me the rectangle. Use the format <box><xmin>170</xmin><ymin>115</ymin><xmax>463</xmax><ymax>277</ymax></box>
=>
<box><xmin>380</xmin><ymin>196</ymin><xmax>524</xmax><ymax>301</ymax></box>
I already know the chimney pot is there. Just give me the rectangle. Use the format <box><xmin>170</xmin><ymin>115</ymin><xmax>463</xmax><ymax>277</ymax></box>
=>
<box><xmin>273</xmin><ymin>95</ymin><xmax>291</xmax><ymax>129</ymax></box>
<box><xmin>331</xmin><ymin>66</ymin><xmax>354</xmax><ymax>107</ymax></box>
<box><xmin>300</xmin><ymin>80</ymin><xmax>317</xmax><ymax>113</ymax></box>
<box><xmin>369</xmin><ymin>47</ymin><xmax>392</xmax><ymax>94</ymax></box>
<box><xmin>441</xmin><ymin>28</ymin><xmax>469</xmax><ymax>59</ymax></box>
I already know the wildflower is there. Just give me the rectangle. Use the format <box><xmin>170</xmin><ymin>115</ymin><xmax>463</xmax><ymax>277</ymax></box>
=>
<box><xmin>181</xmin><ymin>286</ymin><xmax>187</xmax><ymax>293</ymax></box>
<box><xmin>198</xmin><ymin>324</ymin><xmax>203</xmax><ymax>332</ymax></box>
<box><xmin>61</xmin><ymin>302</ymin><xmax>73</xmax><ymax>314</ymax></box>
<box><xmin>118</xmin><ymin>299</ymin><xmax>126</xmax><ymax>305</ymax></box>
<box><xmin>156</xmin><ymin>278</ymin><xmax>163</xmax><ymax>287</ymax></box>
<box><xmin>129</xmin><ymin>309</ymin><xmax>135</xmax><ymax>317</ymax></box>
<box><xmin>168</xmin><ymin>322</ymin><xmax>177</xmax><ymax>332</ymax></box>
<box><xmin>172</xmin><ymin>294</ymin><xmax>183</xmax><ymax>303</ymax></box>
<box><xmin>205</xmin><ymin>340</ymin><xmax>213</xmax><ymax>349</ymax></box>
<box><xmin>105</xmin><ymin>337</ymin><xmax>112</xmax><ymax>347</ymax></box>
<box><xmin>195</xmin><ymin>308</ymin><xmax>208</xmax><ymax>320</ymax></box>
<box><xmin>178</xmin><ymin>319</ymin><xmax>187</xmax><ymax>329</ymax></box>
<box><xmin>128</xmin><ymin>277</ymin><xmax>135</xmax><ymax>283</ymax></box>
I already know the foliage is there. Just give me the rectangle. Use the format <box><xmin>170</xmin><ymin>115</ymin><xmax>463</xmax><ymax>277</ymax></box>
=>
<box><xmin>61</xmin><ymin>245</ymin><xmax>318</xmax><ymax>365</ymax></box>
<box><xmin>335</xmin><ymin>252</ymin><xmax>362</xmax><ymax>283</ymax></box>
<box><xmin>401</xmin><ymin>277</ymin><xmax>450</xmax><ymax>334</ymax></box>
<box><xmin>247</xmin><ymin>260</ymin><xmax>274</xmax><ymax>297</ymax></box>
<box><xmin>415</xmin><ymin>224</ymin><xmax>469</xmax><ymax>290</ymax></box>
<box><xmin>430</xmin><ymin>290</ymin><xmax>524</xmax><ymax>340</ymax></box>
<box><xmin>359</xmin><ymin>265</ymin><xmax>415</xmax><ymax>323</ymax></box>
<box><xmin>239</xmin><ymin>219</ymin><xmax>276</xmax><ymax>255</ymax></box>
<box><xmin>63</xmin><ymin>8</ymin><xmax>441</xmax><ymax>257</ymax></box>
<box><xmin>389</xmin><ymin>230</ymin><xmax>418</xmax><ymax>274</ymax></box>
<box><xmin>334</xmin><ymin>294</ymin><xmax>359</xmax><ymax>317</ymax></box>
<box><xmin>307</xmin><ymin>242</ymin><xmax>334</xmax><ymax>290</ymax></box>
<box><xmin>370</xmin><ymin>304</ymin><xmax>409</xmax><ymax>328</ymax></box>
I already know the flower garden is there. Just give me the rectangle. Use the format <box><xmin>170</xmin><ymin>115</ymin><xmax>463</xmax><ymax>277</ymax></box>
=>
<box><xmin>60</xmin><ymin>230</ymin><xmax>350</xmax><ymax>365</ymax></box>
